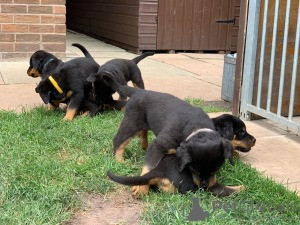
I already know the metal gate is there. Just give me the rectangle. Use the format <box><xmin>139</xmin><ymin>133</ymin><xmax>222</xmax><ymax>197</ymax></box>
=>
<box><xmin>240</xmin><ymin>0</ymin><xmax>300</xmax><ymax>132</ymax></box>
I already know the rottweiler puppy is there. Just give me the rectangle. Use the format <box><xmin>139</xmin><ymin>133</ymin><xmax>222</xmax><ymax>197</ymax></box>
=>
<box><xmin>86</xmin><ymin>52</ymin><xmax>154</xmax><ymax>101</ymax></box>
<box><xmin>34</xmin><ymin>45</ymin><xmax>99</xmax><ymax>120</ymax></box>
<box><xmin>27</xmin><ymin>43</ymin><xmax>96</xmax><ymax>78</ymax></box>
<box><xmin>99</xmin><ymin>73</ymin><xmax>221</xmax><ymax>197</ymax></box>
<box><xmin>212</xmin><ymin>114</ymin><xmax>256</xmax><ymax>153</ymax></box>
<box><xmin>108</xmin><ymin>130</ymin><xmax>244</xmax><ymax>197</ymax></box>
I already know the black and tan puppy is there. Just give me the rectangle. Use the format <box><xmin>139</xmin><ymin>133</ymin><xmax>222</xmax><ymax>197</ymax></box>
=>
<box><xmin>86</xmin><ymin>52</ymin><xmax>154</xmax><ymax>101</ymax></box>
<box><xmin>212</xmin><ymin>114</ymin><xmax>256</xmax><ymax>153</ymax></box>
<box><xmin>108</xmin><ymin>130</ymin><xmax>244</xmax><ymax>196</ymax></box>
<box><xmin>99</xmin><ymin>73</ymin><xmax>221</xmax><ymax>197</ymax></box>
<box><xmin>34</xmin><ymin>44</ymin><xmax>99</xmax><ymax>120</ymax></box>
<box><xmin>27</xmin><ymin>43</ymin><xmax>96</xmax><ymax>78</ymax></box>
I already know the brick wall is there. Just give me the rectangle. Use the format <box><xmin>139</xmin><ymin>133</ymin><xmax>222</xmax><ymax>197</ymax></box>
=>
<box><xmin>0</xmin><ymin>0</ymin><xmax>66</xmax><ymax>61</ymax></box>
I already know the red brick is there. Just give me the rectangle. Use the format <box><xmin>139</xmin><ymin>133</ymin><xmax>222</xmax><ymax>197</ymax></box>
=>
<box><xmin>0</xmin><ymin>0</ymin><xmax>13</xmax><ymax>3</ymax></box>
<box><xmin>53</xmin><ymin>5</ymin><xmax>65</xmax><ymax>14</ymax></box>
<box><xmin>2</xmin><ymin>24</ymin><xmax>28</xmax><ymax>33</ymax></box>
<box><xmin>15</xmin><ymin>43</ymin><xmax>40</xmax><ymax>52</ymax></box>
<box><xmin>0</xmin><ymin>43</ymin><xmax>14</xmax><ymax>52</ymax></box>
<box><xmin>43</xmin><ymin>43</ymin><xmax>66</xmax><ymax>52</ymax></box>
<box><xmin>14</xmin><ymin>15</ymin><xmax>40</xmax><ymax>23</ymax></box>
<box><xmin>0</xmin><ymin>34</ymin><xmax>15</xmax><ymax>42</ymax></box>
<box><xmin>55</xmin><ymin>24</ymin><xmax>66</xmax><ymax>33</ymax></box>
<box><xmin>1</xmin><ymin>5</ymin><xmax>27</xmax><ymax>13</ymax></box>
<box><xmin>29</xmin><ymin>24</ymin><xmax>54</xmax><ymax>33</ymax></box>
<box><xmin>41</xmin><ymin>15</ymin><xmax>65</xmax><ymax>24</ymax></box>
<box><xmin>42</xmin><ymin>34</ymin><xmax>65</xmax><ymax>42</ymax></box>
<box><xmin>52</xmin><ymin>52</ymin><xmax>65</xmax><ymax>59</ymax></box>
<box><xmin>0</xmin><ymin>15</ymin><xmax>13</xmax><ymax>23</ymax></box>
<box><xmin>2</xmin><ymin>52</ymin><xmax>27</xmax><ymax>60</ymax></box>
<box><xmin>41</xmin><ymin>0</ymin><xmax>65</xmax><ymax>4</ymax></box>
<box><xmin>14</xmin><ymin>0</ymin><xmax>40</xmax><ymax>3</ymax></box>
<box><xmin>28</xmin><ymin>5</ymin><xmax>53</xmax><ymax>14</ymax></box>
<box><xmin>16</xmin><ymin>34</ymin><xmax>40</xmax><ymax>42</ymax></box>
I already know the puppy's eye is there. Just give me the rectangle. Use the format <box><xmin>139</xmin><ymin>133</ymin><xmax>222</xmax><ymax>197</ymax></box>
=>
<box><xmin>238</xmin><ymin>131</ymin><xmax>245</xmax><ymax>135</ymax></box>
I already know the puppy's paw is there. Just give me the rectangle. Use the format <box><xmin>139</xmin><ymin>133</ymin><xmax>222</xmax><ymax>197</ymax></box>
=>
<box><xmin>132</xmin><ymin>185</ymin><xmax>149</xmax><ymax>198</ymax></box>
<box><xmin>233</xmin><ymin>150</ymin><xmax>240</xmax><ymax>157</ymax></box>
<box><xmin>115</xmin><ymin>154</ymin><xmax>125</xmax><ymax>163</ymax></box>
<box><xmin>63</xmin><ymin>115</ymin><xmax>73</xmax><ymax>121</ymax></box>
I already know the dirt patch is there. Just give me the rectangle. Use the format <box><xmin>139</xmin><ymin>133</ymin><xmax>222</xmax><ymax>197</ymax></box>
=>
<box><xmin>68</xmin><ymin>189</ymin><xmax>143</xmax><ymax>225</ymax></box>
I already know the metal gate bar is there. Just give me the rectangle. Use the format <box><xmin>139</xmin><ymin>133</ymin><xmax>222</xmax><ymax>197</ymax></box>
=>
<box><xmin>277</xmin><ymin>0</ymin><xmax>291</xmax><ymax>116</ymax></box>
<box><xmin>240</xmin><ymin>0</ymin><xmax>300</xmax><ymax>133</ymax></box>
<box><xmin>266</xmin><ymin>0</ymin><xmax>280</xmax><ymax>112</ymax></box>
<box><xmin>288</xmin><ymin>0</ymin><xmax>300</xmax><ymax>121</ymax></box>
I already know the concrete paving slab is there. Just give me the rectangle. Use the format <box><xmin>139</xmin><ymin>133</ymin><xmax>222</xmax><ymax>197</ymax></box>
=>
<box><xmin>144</xmin><ymin>75</ymin><xmax>221</xmax><ymax>101</ymax></box>
<box><xmin>182</xmin><ymin>53</ymin><xmax>225</xmax><ymax>60</ymax></box>
<box><xmin>0</xmin><ymin>83</ymin><xmax>42</xmax><ymax>112</ymax></box>
<box><xmin>242</xmin><ymin>134</ymin><xmax>300</xmax><ymax>194</ymax></box>
<box><xmin>0</xmin><ymin>62</ymin><xmax>36</xmax><ymax>84</ymax></box>
<box><xmin>0</xmin><ymin>70</ymin><xmax>4</xmax><ymax>84</ymax></box>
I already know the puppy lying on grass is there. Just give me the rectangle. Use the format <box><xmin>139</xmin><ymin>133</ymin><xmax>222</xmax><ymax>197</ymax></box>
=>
<box><xmin>108</xmin><ymin>130</ymin><xmax>244</xmax><ymax>196</ymax></box>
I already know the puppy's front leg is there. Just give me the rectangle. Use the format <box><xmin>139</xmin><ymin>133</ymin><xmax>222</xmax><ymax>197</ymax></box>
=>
<box><xmin>63</xmin><ymin>92</ymin><xmax>83</xmax><ymax>121</ymax></box>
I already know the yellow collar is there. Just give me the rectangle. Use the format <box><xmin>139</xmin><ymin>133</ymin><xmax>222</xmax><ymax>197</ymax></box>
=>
<box><xmin>48</xmin><ymin>76</ymin><xmax>63</xmax><ymax>94</ymax></box>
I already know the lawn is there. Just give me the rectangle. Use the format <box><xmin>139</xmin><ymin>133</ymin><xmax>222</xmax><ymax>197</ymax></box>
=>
<box><xmin>0</xmin><ymin>100</ymin><xmax>299</xmax><ymax>224</ymax></box>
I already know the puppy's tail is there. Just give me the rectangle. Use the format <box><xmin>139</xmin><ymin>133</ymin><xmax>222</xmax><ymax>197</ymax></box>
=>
<box><xmin>102</xmin><ymin>72</ymin><xmax>142</xmax><ymax>98</ymax></box>
<box><xmin>107</xmin><ymin>170</ymin><xmax>163</xmax><ymax>186</ymax></box>
<box><xmin>72</xmin><ymin>43</ymin><xmax>96</xmax><ymax>62</ymax></box>
<box><xmin>132</xmin><ymin>52</ymin><xmax>154</xmax><ymax>64</ymax></box>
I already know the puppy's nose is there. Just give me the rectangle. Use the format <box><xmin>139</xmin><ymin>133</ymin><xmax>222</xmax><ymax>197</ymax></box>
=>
<box><xmin>252</xmin><ymin>137</ymin><xmax>256</xmax><ymax>144</ymax></box>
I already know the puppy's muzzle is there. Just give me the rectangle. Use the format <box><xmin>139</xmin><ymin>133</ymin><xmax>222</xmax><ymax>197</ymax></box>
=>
<box><xmin>27</xmin><ymin>67</ymin><xmax>41</xmax><ymax>78</ymax></box>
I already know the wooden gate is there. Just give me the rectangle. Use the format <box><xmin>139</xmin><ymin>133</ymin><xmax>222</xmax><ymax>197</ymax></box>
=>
<box><xmin>156</xmin><ymin>0</ymin><xmax>240</xmax><ymax>51</ymax></box>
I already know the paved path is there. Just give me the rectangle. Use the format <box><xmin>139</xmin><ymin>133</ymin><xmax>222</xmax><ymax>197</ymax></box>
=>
<box><xmin>0</xmin><ymin>31</ymin><xmax>299</xmax><ymax>195</ymax></box>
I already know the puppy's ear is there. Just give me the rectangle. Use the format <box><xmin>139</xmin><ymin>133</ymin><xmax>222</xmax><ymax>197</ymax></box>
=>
<box><xmin>39</xmin><ymin>91</ymin><xmax>51</xmax><ymax>104</ymax></box>
<box><xmin>176</xmin><ymin>142</ymin><xmax>192</xmax><ymax>171</ymax></box>
<box><xmin>221</xmin><ymin>139</ymin><xmax>234</xmax><ymax>166</ymax></box>
<box><xmin>216</xmin><ymin>121</ymin><xmax>234</xmax><ymax>140</ymax></box>
<box><xmin>86</xmin><ymin>73</ymin><xmax>97</xmax><ymax>82</ymax></box>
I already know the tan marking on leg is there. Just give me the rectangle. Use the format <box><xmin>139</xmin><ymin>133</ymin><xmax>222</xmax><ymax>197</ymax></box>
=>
<box><xmin>63</xmin><ymin>108</ymin><xmax>77</xmax><ymax>121</ymax></box>
<box><xmin>167</xmin><ymin>148</ymin><xmax>176</xmax><ymax>154</ymax></box>
<box><xmin>132</xmin><ymin>166</ymin><xmax>150</xmax><ymax>198</ymax></box>
<box><xmin>158</xmin><ymin>179</ymin><xmax>176</xmax><ymax>193</ymax></box>
<box><xmin>208</xmin><ymin>174</ymin><xmax>217</xmax><ymax>188</ymax></box>
<box><xmin>132</xmin><ymin>83</ymin><xmax>138</xmax><ymax>88</ymax></box>
<box><xmin>193</xmin><ymin>175</ymin><xmax>200</xmax><ymax>187</ymax></box>
<box><xmin>139</xmin><ymin>130</ymin><xmax>148</xmax><ymax>150</ymax></box>
<box><xmin>80</xmin><ymin>111</ymin><xmax>90</xmax><ymax>117</ymax></box>
<box><xmin>225</xmin><ymin>185</ymin><xmax>245</xmax><ymax>193</ymax></box>
<box><xmin>115</xmin><ymin>138</ymin><xmax>132</xmax><ymax>163</ymax></box>
<box><xmin>66</xmin><ymin>91</ymin><xmax>73</xmax><ymax>98</ymax></box>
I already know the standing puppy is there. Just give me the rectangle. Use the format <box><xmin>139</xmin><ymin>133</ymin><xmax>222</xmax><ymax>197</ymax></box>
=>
<box><xmin>100</xmin><ymin>73</ymin><xmax>218</xmax><ymax>197</ymax></box>
<box><xmin>87</xmin><ymin>52</ymin><xmax>154</xmax><ymax>101</ymax></box>
<box><xmin>34</xmin><ymin>44</ymin><xmax>99</xmax><ymax>120</ymax></box>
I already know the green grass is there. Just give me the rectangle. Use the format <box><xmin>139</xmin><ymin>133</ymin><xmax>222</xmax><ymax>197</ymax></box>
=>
<box><xmin>185</xmin><ymin>97</ymin><xmax>229</xmax><ymax>113</ymax></box>
<box><xmin>0</xmin><ymin>102</ymin><xmax>299</xmax><ymax>225</ymax></box>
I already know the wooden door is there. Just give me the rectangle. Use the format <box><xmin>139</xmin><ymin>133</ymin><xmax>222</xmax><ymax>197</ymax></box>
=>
<box><xmin>156</xmin><ymin>0</ymin><xmax>240</xmax><ymax>51</ymax></box>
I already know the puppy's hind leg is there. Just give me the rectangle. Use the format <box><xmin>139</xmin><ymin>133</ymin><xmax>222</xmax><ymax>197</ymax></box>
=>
<box><xmin>113</xmin><ymin>114</ymin><xmax>143</xmax><ymax>163</ymax></box>
<box><xmin>131</xmin><ymin>68</ymin><xmax>145</xmax><ymax>89</ymax></box>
